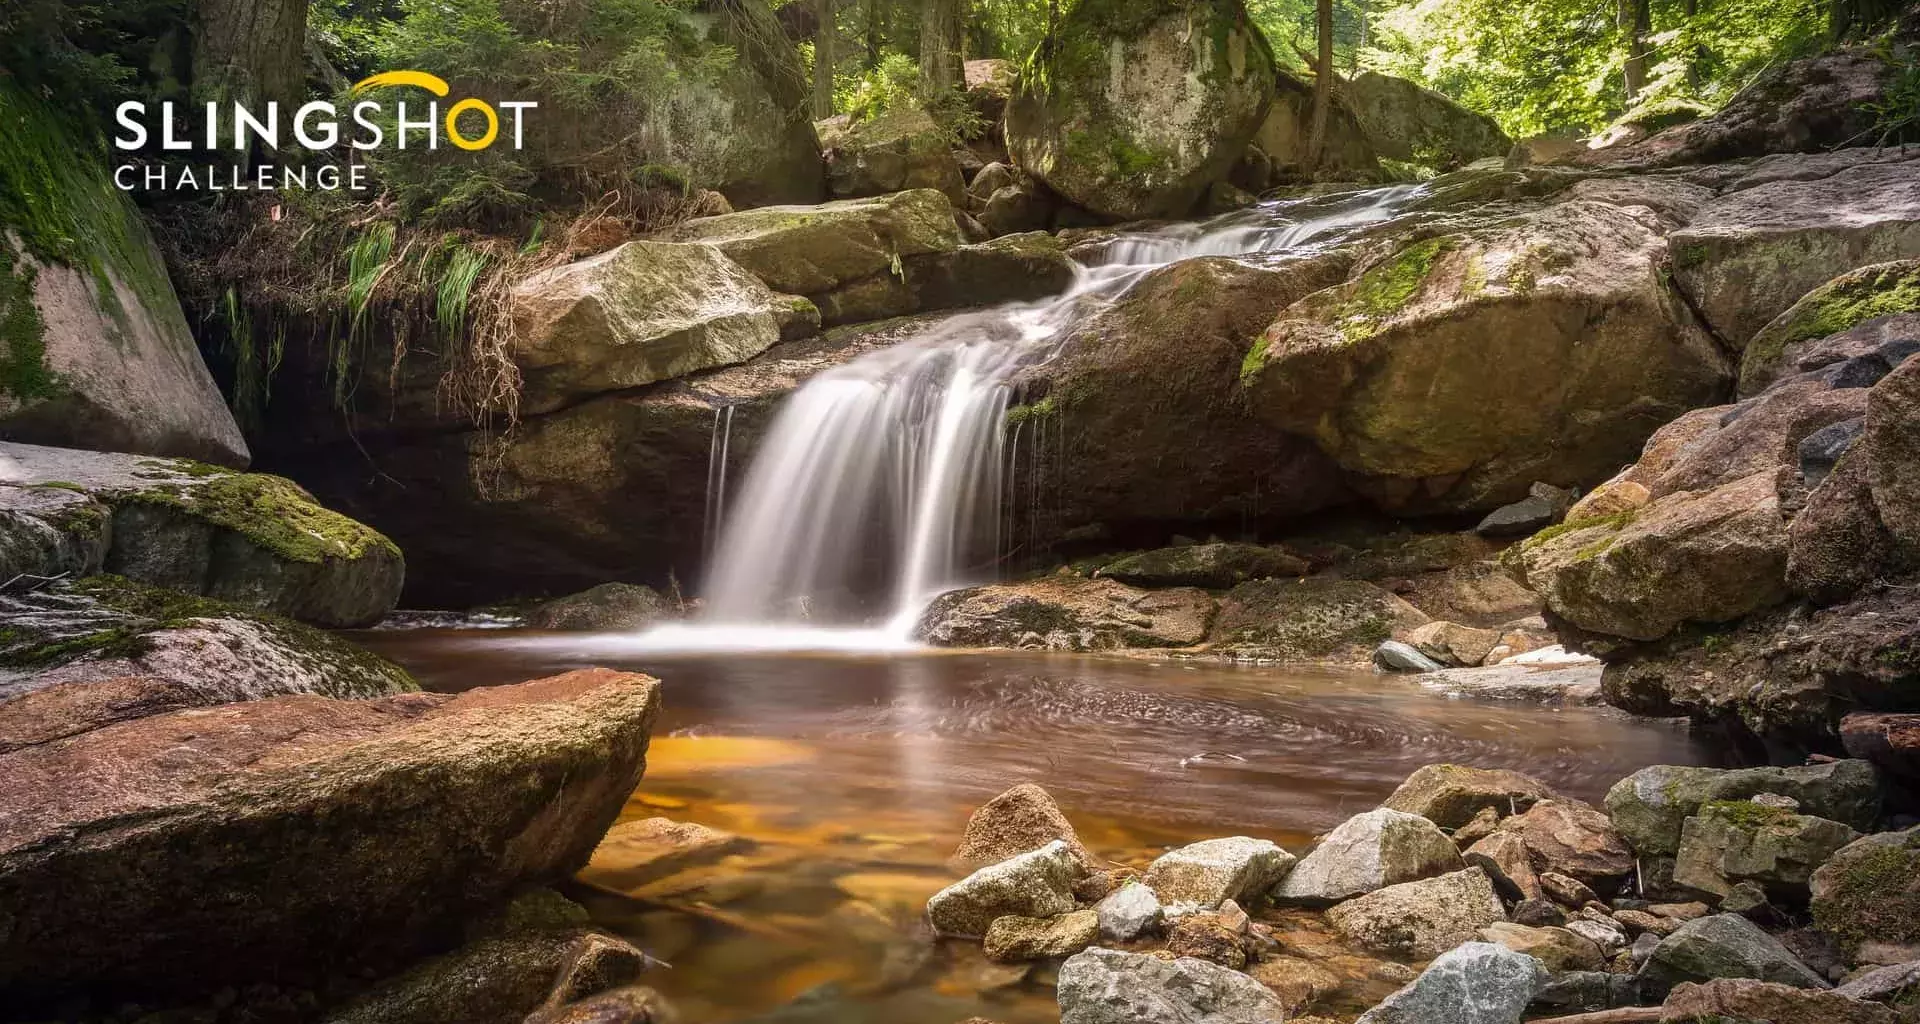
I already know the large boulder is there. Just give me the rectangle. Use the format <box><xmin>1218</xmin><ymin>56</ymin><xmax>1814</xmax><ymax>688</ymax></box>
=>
<box><xmin>1739</xmin><ymin>260</ymin><xmax>1920</xmax><ymax>397</ymax></box>
<box><xmin>1255</xmin><ymin>69</ymin><xmax>1382</xmax><ymax>181</ymax></box>
<box><xmin>1604</xmin><ymin>761</ymin><xmax>1883</xmax><ymax>859</ymax></box>
<box><xmin>1057</xmin><ymin>946</ymin><xmax>1289</xmax><ymax>1024</ymax></box>
<box><xmin>1638</xmin><ymin>914</ymin><xmax>1830</xmax><ymax>997</ymax></box>
<box><xmin>1670</xmin><ymin>160</ymin><xmax>1920</xmax><ymax>348</ymax></box>
<box><xmin>1242</xmin><ymin>200</ymin><xmax>1730</xmax><ymax>513</ymax></box>
<box><xmin>0</xmin><ymin>85</ymin><xmax>248</xmax><ymax>467</ymax></box>
<box><xmin>1671</xmin><ymin>800</ymin><xmax>1861</xmax><ymax>902</ymax></box>
<box><xmin>1789</xmin><ymin>350</ymin><xmax>1920</xmax><ymax>598</ymax></box>
<box><xmin>507</xmin><ymin>240</ymin><xmax>800</xmax><ymax>414</ymax></box>
<box><xmin>1355</xmin><ymin>941</ymin><xmax>1545</xmax><ymax>1024</ymax></box>
<box><xmin>916</xmin><ymin>576</ymin><xmax>1214</xmax><ymax>650</ymax></box>
<box><xmin>1005</xmin><ymin>0</ymin><xmax>1277</xmax><ymax>219</ymax></box>
<box><xmin>1275</xmin><ymin>808</ymin><xmax>1464</xmax><ymax>906</ymax></box>
<box><xmin>1810</xmin><ymin>827</ymin><xmax>1920</xmax><ymax>952</ymax></box>
<box><xmin>0</xmin><ymin>442</ymin><xmax>403</xmax><ymax>627</ymax></box>
<box><xmin>521</xmin><ymin>583</ymin><xmax>672</xmax><ymax>631</ymax></box>
<box><xmin>675</xmin><ymin>0</ymin><xmax>826</xmax><ymax>207</ymax></box>
<box><xmin>0</xmin><ymin>668</ymin><xmax>660</xmax><ymax>1008</ymax></box>
<box><xmin>817</xmin><ymin>108</ymin><xmax>965</xmax><ymax>202</ymax></box>
<box><xmin>1324</xmin><ymin>867</ymin><xmax>1508</xmax><ymax>958</ymax></box>
<box><xmin>1207</xmin><ymin>577</ymin><xmax>1427</xmax><ymax>660</ymax></box>
<box><xmin>1342</xmin><ymin>71</ymin><xmax>1511</xmax><ymax>170</ymax></box>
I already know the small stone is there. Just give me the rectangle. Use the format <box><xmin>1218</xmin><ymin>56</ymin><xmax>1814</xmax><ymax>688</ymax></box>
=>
<box><xmin>1753</xmin><ymin>792</ymin><xmax>1802</xmax><ymax>811</ymax></box>
<box><xmin>1541</xmin><ymin>871</ymin><xmax>1600</xmax><ymax>908</ymax></box>
<box><xmin>1500</xmin><ymin>800</ymin><xmax>1634</xmax><ymax>893</ymax></box>
<box><xmin>1355</xmin><ymin>941</ymin><xmax>1547</xmax><ymax>1024</ymax></box>
<box><xmin>1648</xmin><ymin>901</ymin><xmax>1712</xmax><ymax>922</ymax></box>
<box><xmin>1142</xmin><ymin>837</ymin><xmax>1296</xmax><ymax>909</ymax></box>
<box><xmin>1566</xmin><ymin>916</ymin><xmax>1629</xmax><ymax>954</ymax></box>
<box><xmin>1513</xmin><ymin>899</ymin><xmax>1568</xmax><ymax>927</ymax></box>
<box><xmin>1631</xmin><ymin>931</ymin><xmax>1663</xmax><ymax>967</ymax></box>
<box><xmin>1614</xmin><ymin>909</ymin><xmax>1677</xmax><ymax>937</ymax></box>
<box><xmin>952</xmin><ymin>783</ymin><xmax>1090</xmax><ymax>871</ymax></box>
<box><xmin>1373</xmin><ymin>640</ymin><xmax>1444</xmax><ymax>673</ymax></box>
<box><xmin>927</xmin><ymin>840</ymin><xmax>1086</xmax><ymax>937</ymax></box>
<box><xmin>1095</xmin><ymin>881</ymin><xmax>1162</xmax><ymax>941</ymax></box>
<box><xmin>1835</xmin><ymin>959</ymin><xmax>1920</xmax><ymax>1000</ymax></box>
<box><xmin>983</xmin><ymin>909</ymin><xmax>1100</xmax><ymax>963</ymax></box>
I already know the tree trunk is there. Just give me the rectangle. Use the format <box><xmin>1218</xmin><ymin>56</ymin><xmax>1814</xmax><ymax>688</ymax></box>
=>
<box><xmin>814</xmin><ymin>0</ymin><xmax>836</xmax><ymax>119</ymax></box>
<box><xmin>1306</xmin><ymin>0</ymin><xmax>1334</xmax><ymax>168</ymax></box>
<box><xmin>865</xmin><ymin>0</ymin><xmax>883</xmax><ymax>67</ymax></box>
<box><xmin>920</xmin><ymin>0</ymin><xmax>964</xmax><ymax>95</ymax></box>
<box><xmin>192</xmin><ymin>0</ymin><xmax>308</xmax><ymax>111</ymax></box>
<box><xmin>1619</xmin><ymin>0</ymin><xmax>1650</xmax><ymax>102</ymax></box>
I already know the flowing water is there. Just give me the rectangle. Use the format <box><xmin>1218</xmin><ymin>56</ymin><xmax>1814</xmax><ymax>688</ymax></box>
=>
<box><xmin>647</xmin><ymin>186</ymin><xmax>1423</xmax><ymax>650</ymax></box>
<box><xmin>355</xmin><ymin>632</ymin><xmax>1718</xmax><ymax>1023</ymax></box>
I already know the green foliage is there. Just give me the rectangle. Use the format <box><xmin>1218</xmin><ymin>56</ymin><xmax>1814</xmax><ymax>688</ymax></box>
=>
<box><xmin>837</xmin><ymin>50</ymin><xmax>924</xmax><ymax>119</ymax></box>
<box><xmin>1861</xmin><ymin>49</ymin><xmax>1920</xmax><ymax>145</ymax></box>
<box><xmin>434</xmin><ymin>245</ymin><xmax>490</xmax><ymax>348</ymax></box>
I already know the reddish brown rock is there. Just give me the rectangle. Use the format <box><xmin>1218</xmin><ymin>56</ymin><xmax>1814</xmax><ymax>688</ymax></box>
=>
<box><xmin>952</xmin><ymin>782</ymin><xmax>1090</xmax><ymax>871</ymax></box>
<box><xmin>1841</xmin><ymin>713</ymin><xmax>1920</xmax><ymax>785</ymax></box>
<box><xmin>1661</xmin><ymin>978</ymin><xmax>1897</xmax><ymax>1024</ymax></box>
<box><xmin>1500</xmin><ymin>800</ymin><xmax>1635</xmax><ymax>894</ymax></box>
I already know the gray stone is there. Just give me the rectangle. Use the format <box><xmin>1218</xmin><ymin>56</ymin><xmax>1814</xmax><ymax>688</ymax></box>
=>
<box><xmin>1142</xmin><ymin>837</ymin><xmax>1295</xmax><ymax>909</ymax></box>
<box><xmin>1356</xmin><ymin>941</ymin><xmax>1547</xmax><ymax>1024</ymax></box>
<box><xmin>1057</xmin><ymin>946</ymin><xmax>1289</xmax><ymax>1024</ymax></box>
<box><xmin>1383</xmin><ymin>764</ymin><xmax>1558</xmax><ymax>829</ymax></box>
<box><xmin>1475</xmin><ymin>483</ymin><xmax>1575</xmax><ymax>537</ymax></box>
<box><xmin>1638</xmin><ymin>913</ymin><xmax>1830</xmax><ymax>997</ymax></box>
<box><xmin>1604</xmin><ymin>761</ymin><xmax>1882</xmax><ymax>857</ymax></box>
<box><xmin>1276</xmin><ymin>808</ymin><xmax>1464</xmax><ymax>906</ymax></box>
<box><xmin>1326</xmin><ymin>867</ymin><xmax>1508</xmax><ymax>958</ymax></box>
<box><xmin>1835</xmin><ymin>959</ymin><xmax>1920</xmax><ymax>1000</ymax></box>
<box><xmin>1565</xmin><ymin>916</ymin><xmax>1629</xmax><ymax>954</ymax></box>
<box><xmin>1671</xmin><ymin>801</ymin><xmax>1860</xmax><ymax>900</ymax></box>
<box><xmin>1096</xmin><ymin>881</ymin><xmax>1163</xmax><ymax>942</ymax></box>
<box><xmin>927</xmin><ymin>840</ymin><xmax>1086</xmax><ymax>937</ymax></box>
<box><xmin>1374</xmin><ymin>640</ymin><xmax>1445</xmax><ymax>673</ymax></box>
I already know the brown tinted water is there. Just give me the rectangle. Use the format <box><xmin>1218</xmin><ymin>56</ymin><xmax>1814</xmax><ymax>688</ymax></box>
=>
<box><xmin>353</xmin><ymin>631</ymin><xmax>1718</xmax><ymax>1024</ymax></box>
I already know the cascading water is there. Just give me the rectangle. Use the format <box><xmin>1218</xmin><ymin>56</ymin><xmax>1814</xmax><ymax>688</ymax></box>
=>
<box><xmin>638</xmin><ymin>185</ymin><xmax>1421</xmax><ymax>651</ymax></box>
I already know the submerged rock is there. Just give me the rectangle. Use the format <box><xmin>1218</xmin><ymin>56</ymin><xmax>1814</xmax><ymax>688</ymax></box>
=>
<box><xmin>0</xmin><ymin>441</ymin><xmax>403</xmax><ymax>627</ymax></box>
<box><xmin>0</xmin><ymin>669</ymin><xmax>660</xmax><ymax>1008</ymax></box>
<box><xmin>916</xmin><ymin>576</ymin><xmax>1214</xmax><ymax>650</ymax></box>
<box><xmin>1143</xmin><ymin>836</ymin><xmax>1296</xmax><ymax>909</ymax></box>
<box><xmin>1056</xmin><ymin>946</ymin><xmax>1289</xmax><ymax>1024</ymax></box>
<box><xmin>1373</xmin><ymin>640</ymin><xmax>1444</xmax><ymax>673</ymax></box>
<box><xmin>926</xmin><ymin>840</ymin><xmax>1086</xmax><ymax>937</ymax></box>
<box><xmin>1325</xmin><ymin>867</ymin><xmax>1508</xmax><ymax>958</ymax></box>
<box><xmin>1275</xmin><ymin>808</ymin><xmax>1464</xmax><ymax>906</ymax></box>
<box><xmin>1354</xmin><ymin>940</ymin><xmax>1545</xmax><ymax>1024</ymax></box>
<box><xmin>578</xmin><ymin>817</ymin><xmax>751</xmax><ymax>891</ymax></box>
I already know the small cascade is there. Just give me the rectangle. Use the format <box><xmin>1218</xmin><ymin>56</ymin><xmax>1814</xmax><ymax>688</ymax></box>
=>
<box><xmin>642</xmin><ymin>185</ymin><xmax>1421</xmax><ymax>649</ymax></box>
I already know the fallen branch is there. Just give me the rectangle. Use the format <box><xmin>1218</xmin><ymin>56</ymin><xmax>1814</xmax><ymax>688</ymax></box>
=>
<box><xmin>1533</xmin><ymin>1008</ymin><xmax>1665</xmax><ymax>1023</ymax></box>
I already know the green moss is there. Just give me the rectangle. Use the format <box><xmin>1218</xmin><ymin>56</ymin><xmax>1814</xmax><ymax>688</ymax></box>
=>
<box><xmin>118</xmin><ymin>472</ymin><xmax>402</xmax><ymax>565</ymax></box>
<box><xmin>1007</xmin><ymin>395</ymin><xmax>1057</xmax><ymax>425</ymax></box>
<box><xmin>0</xmin><ymin>233</ymin><xmax>62</xmax><ymax>402</ymax></box>
<box><xmin>1746</xmin><ymin>262</ymin><xmax>1920</xmax><ymax>386</ymax></box>
<box><xmin>1238</xmin><ymin>334</ymin><xmax>1271</xmax><ymax>386</ymax></box>
<box><xmin>1812</xmin><ymin>831</ymin><xmax>1920</xmax><ymax>948</ymax></box>
<box><xmin>1521</xmin><ymin>508</ymin><xmax>1639</xmax><ymax>551</ymax></box>
<box><xmin>1675</xmin><ymin>243</ymin><xmax>1711</xmax><ymax>270</ymax></box>
<box><xmin>1337</xmin><ymin>237</ymin><xmax>1453</xmax><ymax>342</ymax></box>
<box><xmin>1700</xmin><ymin>799</ymin><xmax>1797</xmax><ymax>831</ymax></box>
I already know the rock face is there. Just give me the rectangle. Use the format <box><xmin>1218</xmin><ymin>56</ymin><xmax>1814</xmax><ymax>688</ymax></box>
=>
<box><xmin>0</xmin><ymin>86</ymin><xmax>248</xmax><ymax>466</ymax></box>
<box><xmin>817</xmin><ymin>108</ymin><xmax>965</xmax><ymax>201</ymax></box>
<box><xmin>1093</xmin><ymin>542</ymin><xmax>1308</xmax><ymax>589</ymax></box>
<box><xmin>507</xmin><ymin>240</ymin><xmax>797</xmax><ymax>414</ymax></box>
<box><xmin>1275</xmin><ymin>808</ymin><xmax>1464</xmax><ymax>906</ymax></box>
<box><xmin>1143</xmin><ymin>836</ymin><xmax>1295</xmax><ymax>908</ymax></box>
<box><xmin>1255</xmin><ymin>70</ymin><xmax>1382</xmax><ymax>181</ymax></box>
<box><xmin>1324</xmin><ymin>867</ymin><xmax>1508</xmax><ymax>957</ymax></box>
<box><xmin>1243</xmin><ymin>200</ymin><xmax>1729</xmax><ymax>513</ymax></box>
<box><xmin>1004</xmin><ymin>0</ymin><xmax>1277</xmax><ymax>219</ymax></box>
<box><xmin>1638</xmin><ymin>914</ymin><xmax>1830</xmax><ymax>997</ymax></box>
<box><xmin>1057</xmin><ymin>946</ymin><xmax>1289</xmax><ymax>1024</ymax></box>
<box><xmin>1810</xmin><ymin>827</ymin><xmax>1920</xmax><ymax>951</ymax></box>
<box><xmin>1382</xmin><ymin>763</ymin><xmax>1557</xmax><ymax>829</ymax></box>
<box><xmin>0</xmin><ymin>442</ymin><xmax>403</xmax><ymax>627</ymax></box>
<box><xmin>926</xmin><ymin>840</ymin><xmax>1086</xmax><ymax>937</ymax></box>
<box><xmin>1605</xmin><ymin>761</ymin><xmax>1883</xmax><ymax>859</ymax></box>
<box><xmin>1342</xmin><ymin>71</ymin><xmax>1511</xmax><ymax>170</ymax></box>
<box><xmin>1671</xmin><ymin>160</ymin><xmax>1920</xmax><ymax>348</ymax></box>
<box><xmin>0</xmin><ymin>669</ymin><xmax>660</xmax><ymax>1006</ymax></box>
<box><xmin>1356</xmin><ymin>941</ymin><xmax>1546</xmax><ymax>1024</ymax></box>
<box><xmin>1663</xmin><ymin>979</ymin><xmax>1899</xmax><ymax>1024</ymax></box>
<box><xmin>916</xmin><ymin>576</ymin><xmax>1214</xmax><ymax>650</ymax></box>
<box><xmin>1208</xmin><ymin>577</ymin><xmax>1427</xmax><ymax>660</ymax></box>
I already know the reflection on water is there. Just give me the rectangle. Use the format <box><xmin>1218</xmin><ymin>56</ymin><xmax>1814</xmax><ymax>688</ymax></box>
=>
<box><xmin>355</xmin><ymin>632</ymin><xmax>1717</xmax><ymax>1023</ymax></box>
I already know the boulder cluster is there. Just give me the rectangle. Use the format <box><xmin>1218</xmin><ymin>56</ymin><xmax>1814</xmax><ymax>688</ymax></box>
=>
<box><xmin>930</xmin><ymin>763</ymin><xmax>1918</xmax><ymax>1024</ymax></box>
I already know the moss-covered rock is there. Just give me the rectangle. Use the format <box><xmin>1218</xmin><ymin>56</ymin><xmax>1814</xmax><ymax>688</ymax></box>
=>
<box><xmin>1207</xmin><ymin>576</ymin><xmax>1428</xmax><ymax>661</ymax></box>
<box><xmin>915</xmin><ymin>575</ymin><xmax>1214</xmax><ymax>650</ymax></box>
<box><xmin>1005</xmin><ymin>0</ymin><xmax>1277</xmax><ymax>219</ymax></box>
<box><xmin>1810</xmin><ymin>827</ymin><xmax>1920</xmax><ymax>952</ymax></box>
<box><xmin>817</xmin><ymin>107</ymin><xmax>966</xmax><ymax>202</ymax></box>
<box><xmin>1671</xmin><ymin>801</ymin><xmax>1860</xmax><ymax>902</ymax></box>
<box><xmin>1244</xmin><ymin>200</ymin><xmax>1729</xmax><ymax>514</ymax></box>
<box><xmin>1091</xmin><ymin>541</ymin><xmax>1309</xmax><ymax>589</ymax></box>
<box><xmin>0</xmin><ymin>83</ymin><xmax>247</xmax><ymax>465</ymax></box>
<box><xmin>522</xmin><ymin>583</ymin><xmax>672</xmax><ymax>632</ymax></box>
<box><xmin>1603</xmin><ymin>761</ymin><xmax>1882</xmax><ymax>860</ymax></box>
<box><xmin>1741</xmin><ymin>261</ymin><xmax>1920</xmax><ymax>397</ymax></box>
<box><xmin>0</xmin><ymin>441</ymin><xmax>403</xmax><ymax>627</ymax></box>
<box><xmin>655</xmin><ymin>188</ymin><xmax>963</xmax><ymax>298</ymax></box>
<box><xmin>0</xmin><ymin>483</ymin><xmax>111</xmax><ymax>586</ymax></box>
<box><xmin>1342</xmin><ymin>71</ymin><xmax>1511</xmax><ymax>170</ymax></box>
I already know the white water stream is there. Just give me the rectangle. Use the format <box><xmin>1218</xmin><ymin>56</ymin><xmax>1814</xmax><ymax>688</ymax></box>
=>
<box><xmin>636</xmin><ymin>185</ymin><xmax>1419</xmax><ymax>652</ymax></box>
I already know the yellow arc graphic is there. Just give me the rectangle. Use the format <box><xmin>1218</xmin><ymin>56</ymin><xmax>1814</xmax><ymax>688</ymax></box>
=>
<box><xmin>349</xmin><ymin>70</ymin><xmax>451</xmax><ymax>96</ymax></box>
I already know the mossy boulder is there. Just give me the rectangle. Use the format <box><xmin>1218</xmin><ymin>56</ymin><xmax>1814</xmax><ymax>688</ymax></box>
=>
<box><xmin>1004</xmin><ymin>0</ymin><xmax>1277</xmax><ymax>219</ymax></box>
<box><xmin>0</xmin><ymin>441</ymin><xmax>403</xmax><ymax>627</ymax></box>
<box><xmin>1671</xmin><ymin>800</ymin><xmax>1861</xmax><ymax>902</ymax></box>
<box><xmin>0</xmin><ymin>668</ymin><xmax>660</xmax><ymax>1011</ymax></box>
<box><xmin>521</xmin><ymin>583</ymin><xmax>672</xmax><ymax>632</ymax></box>
<box><xmin>1602</xmin><ymin>761</ymin><xmax>1882</xmax><ymax>859</ymax></box>
<box><xmin>1810</xmin><ymin>827</ymin><xmax>1920</xmax><ymax>952</ymax></box>
<box><xmin>817</xmin><ymin>108</ymin><xmax>965</xmax><ymax>202</ymax></box>
<box><xmin>1670</xmin><ymin>160</ymin><xmax>1920</xmax><ymax>349</ymax></box>
<box><xmin>1243</xmin><ymin>200</ymin><xmax>1729</xmax><ymax>514</ymax></box>
<box><xmin>915</xmin><ymin>576</ymin><xmax>1215</xmax><ymax>650</ymax></box>
<box><xmin>656</xmin><ymin>188</ymin><xmax>963</xmax><ymax>297</ymax></box>
<box><xmin>674</xmin><ymin>2</ymin><xmax>825</xmax><ymax>208</ymax></box>
<box><xmin>1255</xmin><ymin>69</ymin><xmax>1381</xmax><ymax>182</ymax></box>
<box><xmin>509</xmin><ymin>240</ymin><xmax>799</xmax><ymax>413</ymax></box>
<box><xmin>1207</xmin><ymin>577</ymin><xmax>1428</xmax><ymax>661</ymax></box>
<box><xmin>0</xmin><ymin>85</ymin><xmax>247</xmax><ymax>466</ymax></box>
<box><xmin>1741</xmin><ymin>261</ymin><xmax>1920</xmax><ymax>397</ymax></box>
<box><xmin>1092</xmin><ymin>541</ymin><xmax>1309</xmax><ymax>589</ymax></box>
<box><xmin>1342</xmin><ymin>71</ymin><xmax>1511</xmax><ymax>170</ymax></box>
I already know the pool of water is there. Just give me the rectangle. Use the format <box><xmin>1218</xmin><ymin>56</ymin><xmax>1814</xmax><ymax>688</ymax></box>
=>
<box><xmin>354</xmin><ymin>631</ymin><xmax>1719</xmax><ymax>1023</ymax></box>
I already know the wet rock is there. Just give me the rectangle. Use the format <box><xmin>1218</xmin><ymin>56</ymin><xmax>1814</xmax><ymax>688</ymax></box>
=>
<box><xmin>1810</xmin><ymin>828</ymin><xmax>1920</xmax><ymax>954</ymax></box>
<box><xmin>1057</xmin><ymin>946</ymin><xmax>1289</xmax><ymax>1024</ymax></box>
<box><xmin>579</xmin><ymin>818</ymin><xmax>750</xmax><ymax>891</ymax></box>
<box><xmin>508</xmin><ymin>240</ymin><xmax>797</xmax><ymax>413</ymax></box>
<box><xmin>1474</xmin><ymin>482</ymin><xmax>1575</xmax><ymax>537</ymax></box>
<box><xmin>1093</xmin><ymin>542</ymin><xmax>1309</xmax><ymax>590</ymax></box>
<box><xmin>1209</xmin><ymin>578</ymin><xmax>1428</xmax><ymax>661</ymax></box>
<box><xmin>816</xmin><ymin>108</ymin><xmax>964</xmax><ymax>202</ymax></box>
<box><xmin>1841</xmin><ymin>713</ymin><xmax>1920</xmax><ymax>786</ymax></box>
<box><xmin>0</xmin><ymin>442</ymin><xmax>403</xmax><ymax>627</ymax></box>
<box><xmin>953</xmin><ymin>782</ymin><xmax>1091</xmax><ymax>871</ymax></box>
<box><xmin>1662</xmin><ymin>978</ymin><xmax>1897</xmax><ymax>1024</ymax></box>
<box><xmin>1373</xmin><ymin>640</ymin><xmax>1444</xmax><ymax>673</ymax></box>
<box><xmin>1167</xmin><ymin>911</ymin><xmax>1250</xmax><ymax>969</ymax></box>
<box><xmin>916</xmin><ymin>576</ymin><xmax>1214</xmax><ymax>651</ymax></box>
<box><xmin>1245</xmin><ymin>956</ymin><xmax>1341</xmax><ymax>1015</ymax></box>
<box><xmin>1541</xmin><ymin>872</ymin><xmax>1601</xmax><ymax>908</ymax></box>
<box><xmin>1638</xmin><ymin>913</ymin><xmax>1830</xmax><ymax>997</ymax></box>
<box><xmin>1342</xmin><ymin>70</ymin><xmax>1511</xmax><ymax>170</ymax></box>
<box><xmin>1325</xmin><ymin>867</ymin><xmax>1508</xmax><ymax>958</ymax></box>
<box><xmin>1671</xmin><ymin>801</ymin><xmax>1860</xmax><ymax>902</ymax></box>
<box><xmin>1143</xmin><ymin>836</ymin><xmax>1296</xmax><ymax>909</ymax></box>
<box><xmin>1670</xmin><ymin>159</ymin><xmax>1920</xmax><ymax>348</ymax></box>
<box><xmin>983</xmin><ymin>909</ymin><xmax>1101</xmax><ymax>963</ymax></box>
<box><xmin>1275</xmin><ymin>808</ymin><xmax>1464</xmax><ymax>906</ymax></box>
<box><xmin>908</xmin><ymin>232</ymin><xmax>1078</xmax><ymax>312</ymax></box>
<box><xmin>1604</xmin><ymin>761</ymin><xmax>1883</xmax><ymax>858</ymax></box>
<box><xmin>522</xmin><ymin>583</ymin><xmax>672</xmax><ymax>631</ymax></box>
<box><xmin>927</xmin><ymin>840</ymin><xmax>1086</xmax><ymax>937</ymax></box>
<box><xmin>1407</xmin><ymin>621</ymin><xmax>1503</xmax><ymax>667</ymax></box>
<box><xmin>0</xmin><ymin>669</ymin><xmax>660</xmax><ymax>1008</ymax></box>
<box><xmin>1354</xmin><ymin>941</ymin><xmax>1546</xmax><ymax>1024</ymax></box>
<box><xmin>1004</xmin><ymin>0</ymin><xmax>1275</xmax><ymax>220</ymax></box>
<box><xmin>978</xmin><ymin>180</ymin><xmax>1057</xmax><ymax>238</ymax></box>
<box><xmin>1480</xmin><ymin>921</ymin><xmax>1605</xmax><ymax>973</ymax></box>
<box><xmin>1096</xmin><ymin>881</ymin><xmax>1163</xmax><ymax>941</ymax></box>
<box><xmin>1464</xmin><ymin>831</ymin><xmax>1544</xmax><ymax>902</ymax></box>
<box><xmin>1382</xmin><ymin>763</ymin><xmax>1558</xmax><ymax>829</ymax></box>
<box><xmin>1499</xmin><ymin>799</ymin><xmax>1635</xmax><ymax>893</ymax></box>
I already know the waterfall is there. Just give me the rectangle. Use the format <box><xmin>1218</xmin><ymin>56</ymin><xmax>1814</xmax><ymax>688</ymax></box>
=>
<box><xmin>641</xmin><ymin>185</ymin><xmax>1420</xmax><ymax>650</ymax></box>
